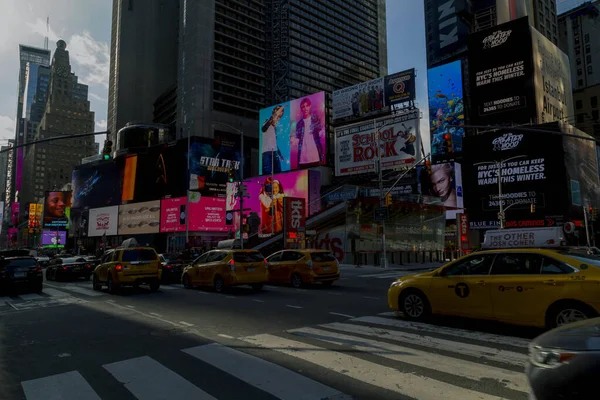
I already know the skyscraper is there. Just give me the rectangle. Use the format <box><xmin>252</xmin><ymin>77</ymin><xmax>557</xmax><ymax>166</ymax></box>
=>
<box><xmin>22</xmin><ymin>63</ymin><xmax>51</xmax><ymax>144</ymax></box>
<box><xmin>107</xmin><ymin>0</ymin><xmax>179</xmax><ymax>145</ymax></box>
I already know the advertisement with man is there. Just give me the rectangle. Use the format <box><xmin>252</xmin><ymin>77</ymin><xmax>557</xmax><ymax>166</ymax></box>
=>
<box><xmin>428</xmin><ymin>60</ymin><xmax>465</xmax><ymax>159</ymax></box>
<box><xmin>118</xmin><ymin>200</ymin><xmax>161</xmax><ymax>235</ymax></box>
<box><xmin>467</xmin><ymin>17</ymin><xmax>536</xmax><ymax>126</ymax></box>
<box><xmin>259</xmin><ymin>92</ymin><xmax>327</xmax><ymax>175</ymax></box>
<box><xmin>160</xmin><ymin>196</ymin><xmax>228</xmax><ymax>233</ymax></box>
<box><xmin>44</xmin><ymin>191</ymin><xmax>71</xmax><ymax>228</ymax></box>
<box><xmin>462</xmin><ymin>130</ymin><xmax>568</xmax><ymax>230</ymax></box>
<box><xmin>72</xmin><ymin>161</ymin><xmax>121</xmax><ymax>209</ymax></box>
<box><xmin>334</xmin><ymin>111</ymin><xmax>419</xmax><ymax>177</ymax></box>
<box><xmin>88</xmin><ymin>206</ymin><xmax>119</xmax><ymax>237</ymax></box>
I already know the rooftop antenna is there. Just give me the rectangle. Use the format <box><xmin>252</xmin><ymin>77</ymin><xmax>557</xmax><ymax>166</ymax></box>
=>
<box><xmin>44</xmin><ymin>16</ymin><xmax>49</xmax><ymax>50</ymax></box>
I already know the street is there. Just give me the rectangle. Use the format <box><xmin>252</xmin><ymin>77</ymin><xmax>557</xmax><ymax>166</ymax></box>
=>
<box><xmin>0</xmin><ymin>265</ymin><xmax>536</xmax><ymax>400</ymax></box>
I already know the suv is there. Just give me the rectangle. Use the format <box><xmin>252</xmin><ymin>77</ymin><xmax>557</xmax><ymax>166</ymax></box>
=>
<box><xmin>0</xmin><ymin>256</ymin><xmax>43</xmax><ymax>294</ymax></box>
<box><xmin>92</xmin><ymin>247</ymin><xmax>161</xmax><ymax>294</ymax></box>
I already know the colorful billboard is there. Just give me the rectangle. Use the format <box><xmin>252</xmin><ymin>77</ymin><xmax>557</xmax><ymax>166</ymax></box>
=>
<box><xmin>11</xmin><ymin>202</ymin><xmax>20</xmax><ymax>226</ymax></box>
<box><xmin>69</xmin><ymin>208</ymin><xmax>89</xmax><ymax>238</ymax></box>
<box><xmin>418</xmin><ymin>162</ymin><xmax>464</xmax><ymax>215</ymax></box>
<box><xmin>72</xmin><ymin>161</ymin><xmax>121</xmax><ymax>209</ymax></box>
<box><xmin>284</xmin><ymin>197</ymin><xmax>306</xmax><ymax>234</ymax></box>
<box><xmin>160</xmin><ymin>196</ymin><xmax>228</xmax><ymax>233</ymax></box>
<box><xmin>44</xmin><ymin>191</ymin><xmax>72</xmax><ymax>228</ymax></box>
<box><xmin>259</xmin><ymin>92</ymin><xmax>327</xmax><ymax>175</ymax></box>
<box><xmin>42</xmin><ymin>230</ymin><xmax>67</xmax><ymax>247</ymax></box>
<box><xmin>226</xmin><ymin>170</ymin><xmax>319</xmax><ymax>237</ymax></box>
<box><xmin>428</xmin><ymin>60</ymin><xmax>465</xmax><ymax>161</ymax></box>
<box><xmin>28</xmin><ymin>203</ymin><xmax>42</xmax><ymax>231</ymax></box>
<box><xmin>334</xmin><ymin>111</ymin><xmax>419</xmax><ymax>177</ymax></box>
<box><xmin>332</xmin><ymin>69</ymin><xmax>416</xmax><ymax>123</ymax></box>
<box><xmin>88</xmin><ymin>206</ymin><xmax>119</xmax><ymax>237</ymax></box>
<box><xmin>118</xmin><ymin>200</ymin><xmax>161</xmax><ymax>235</ymax></box>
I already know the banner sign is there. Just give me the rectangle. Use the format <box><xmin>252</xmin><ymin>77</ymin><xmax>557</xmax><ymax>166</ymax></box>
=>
<box><xmin>334</xmin><ymin>111</ymin><xmax>419</xmax><ymax>177</ymax></box>
<box><xmin>88</xmin><ymin>206</ymin><xmax>119</xmax><ymax>237</ymax></box>
<box><xmin>457</xmin><ymin>213</ymin><xmax>470</xmax><ymax>250</ymax></box>
<box><xmin>284</xmin><ymin>197</ymin><xmax>306</xmax><ymax>235</ymax></box>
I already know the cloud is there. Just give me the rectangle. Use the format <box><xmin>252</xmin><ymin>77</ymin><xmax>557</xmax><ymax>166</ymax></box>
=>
<box><xmin>95</xmin><ymin>120</ymin><xmax>107</xmax><ymax>130</ymax></box>
<box><xmin>89</xmin><ymin>92</ymin><xmax>107</xmax><ymax>102</ymax></box>
<box><xmin>0</xmin><ymin>115</ymin><xmax>15</xmax><ymax>141</ymax></box>
<box><xmin>68</xmin><ymin>31</ymin><xmax>109</xmax><ymax>89</ymax></box>
<box><xmin>26</xmin><ymin>18</ymin><xmax>60</xmax><ymax>43</ymax></box>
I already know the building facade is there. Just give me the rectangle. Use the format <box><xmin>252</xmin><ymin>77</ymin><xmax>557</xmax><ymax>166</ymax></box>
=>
<box><xmin>21</xmin><ymin>40</ymin><xmax>97</xmax><ymax>204</ymax></box>
<box><xmin>0</xmin><ymin>146</ymin><xmax>10</xmax><ymax>201</ymax></box>
<box><xmin>107</xmin><ymin>0</ymin><xmax>179</xmax><ymax>145</ymax></box>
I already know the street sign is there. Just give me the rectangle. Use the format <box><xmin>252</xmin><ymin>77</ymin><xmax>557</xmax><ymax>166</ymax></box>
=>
<box><xmin>497</xmin><ymin>211</ymin><xmax>505</xmax><ymax>220</ymax></box>
<box><xmin>374</xmin><ymin>206</ymin><xmax>389</xmax><ymax>222</ymax></box>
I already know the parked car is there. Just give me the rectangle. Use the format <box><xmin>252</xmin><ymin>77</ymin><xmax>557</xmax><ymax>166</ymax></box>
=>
<box><xmin>45</xmin><ymin>257</ymin><xmax>94</xmax><ymax>281</ymax></box>
<box><xmin>35</xmin><ymin>254</ymin><xmax>50</xmax><ymax>267</ymax></box>
<box><xmin>266</xmin><ymin>249</ymin><xmax>340</xmax><ymax>288</ymax></box>
<box><xmin>526</xmin><ymin>317</ymin><xmax>600</xmax><ymax>399</ymax></box>
<box><xmin>159</xmin><ymin>253</ymin><xmax>185</xmax><ymax>283</ymax></box>
<box><xmin>93</xmin><ymin>247</ymin><xmax>161</xmax><ymax>294</ymax></box>
<box><xmin>0</xmin><ymin>256</ymin><xmax>43</xmax><ymax>293</ymax></box>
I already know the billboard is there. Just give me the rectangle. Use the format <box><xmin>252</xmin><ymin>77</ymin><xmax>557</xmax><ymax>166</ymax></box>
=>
<box><xmin>332</xmin><ymin>69</ymin><xmax>416</xmax><ymax>123</ymax></box>
<box><xmin>69</xmin><ymin>208</ymin><xmax>89</xmax><ymax>238</ymax></box>
<box><xmin>41</xmin><ymin>230</ymin><xmax>67</xmax><ymax>247</ymax></box>
<box><xmin>28</xmin><ymin>203</ymin><xmax>42</xmax><ymax>230</ymax></box>
<box><xmin>259</xmin><ymin>92</ymin><xmax>327</xmax><ymax>175</ymax></box>
<box><xmin>418</xmin><ymin>162</ymin><xmax>464</xmax><ymax>216</ymax></box>
<box><xmin>121</xmin><ymin>155</ymin><xmax>137</xmax><ymax>202</ymax></box>
<box><xmin>160</xmin><ymin>196</ymin><xmax>228</xmax><ymax>233</ymax></box>
<box><xmin>226</xmin><ymin>170</ymin><xmax>319</xmax><ymax>237</ymax></box>
<box><xmin>428</xmin><ymin>60</ymin><xmax>465</xmax><ymax>160</ymax></box>
<box><xmin>72</xmin><ymin>161</ymin><xmax>121</xmax><ymax>209</ymax></box>
<box><xmin>284</xmin><ymin>197</ymin><xmax>306</xmax><ymax>234</ymax></box>
<box><xmin>118</xmin><ymin>200</ymin><xmax>161</xmax><ymax>235</ymax></box>
<box><xmin>0</xmin><ymin>201</ymin><xmax>3</xmax><ymax>235</ymax></box>
<box><xmin>11</xmin><ymin>202</ymin><xmax>20</xmax><ymax>226</ymax></box>
<box><xmin>463</xmin><ymin>130</ymin><xmax>568</xmax><ymax>230</ymax></box>
<box><xmin>424</xmin><ymin>0</ymin><xmax>470</xmax><ymax>68</ymax></box>
<box><xmin>44</xmin><ymin>191</ymin><xmax>72</xmax><ymax>228</ymax></box>
<box><xmin>334</xmin><ymin>111</ymin><xmax>419</xmax><ymax>177</ymax></box>
<box><xmin>88</xmin><ymin>206</ymin><xmax>119</xmax><ymax>237</ymax></box>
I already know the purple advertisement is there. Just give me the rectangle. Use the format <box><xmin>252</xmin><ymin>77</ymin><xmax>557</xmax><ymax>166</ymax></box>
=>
<box><xmin>11</xmin><ymin>202</ymin><xmax>20</xmax><ymax>226</ymax></box>
<box><xmin>42</xmin><ymin>230</ymin><xmax>67</xmax><ymax>247</ymax></box>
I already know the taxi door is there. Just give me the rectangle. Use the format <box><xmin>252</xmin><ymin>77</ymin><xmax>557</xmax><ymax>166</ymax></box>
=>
<box><xmin>266</xmin><ymin>251</ymin><xmax>285</xmax><ymax>282</ymax></box>
<box><xmin>278</xmin><ymin>251</ymin><xmax>304</xmax><ymax>281</ymax></box>
<box><xmin>428</xmin><ymin>253</ymin><xmax>496</xmax><ymax>319</ymax></box>
<box><xmin>190</xmin><ymin>252</ymin><xmax>210</xmax><ymax>285</ymax></box>
<box><xmin>98</xmin><ymin>250</ymin><xmax>117</xmax><ymax>282</ymax></box>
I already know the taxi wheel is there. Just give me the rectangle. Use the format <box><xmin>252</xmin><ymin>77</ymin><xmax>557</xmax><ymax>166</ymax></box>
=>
<box><xmin>92</xmin><ymin>274</ymin><xmax>102</xmax><ymax>291</ymax></box>
<box><xmin>107</xmin><ymin>275</ymin><xmax>120</xmax><ymax>295</ymax></box>
<box><xmin>213</xmin><ymin>276</ymin><xmax>225</xmax><ymax>293</ymax></box>
<box><xmin>546</xmin><ymin>301</ymin><xmax>597</xmax><ymax>329</ymax></box>
<box><xmin>399</xmin><ymin>290</ymin><xmax>431</xmax><ymax>321</ymax></box>
<box><xmin>182</xmin><ymin>274</ymin><xmax>192</xmax><ymax>289</ymax></box>
<box><xmin>291</xmin><ymin>273</ymin><xmax>303</xmax><ymax>288</ymax></box>
<box><xmin>149</xmin><ymin>281</ymin><xmax>160</xmax><ymax>292</ymax></box>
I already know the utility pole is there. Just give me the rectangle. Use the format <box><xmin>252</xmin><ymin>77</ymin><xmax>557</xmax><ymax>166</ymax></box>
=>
<box><xmin>583</xmin><ymin>205</ymin><xmax>592</xmax><ymax>248</ymax></box>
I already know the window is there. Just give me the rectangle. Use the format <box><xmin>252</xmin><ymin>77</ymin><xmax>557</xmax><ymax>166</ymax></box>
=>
<box><xmin>541</xmin><ymin>257</ymin><xmax>575</xmax><ymax>274</ymax></box>
<box><xmin>586</xmin><ymin>44</ymin><xmax>591</xmax><ymax>54</ymax></box>
<box><xmin>280</xmin><ymin>251</ymin><xmax>304</xmax><ymax>262</ymax></box>
<box><xmin>207</xmin><ymin>252</ymin><xmax>227</xmax><ymax>262</ymax></box>
<box><xmin>576</xmin><ymin>58</ymin><xmax>582</xmax><ymax>66</ymax></box>
<box><xmin>587</xmin><ymin>55</ymin><xmax>592</xmax><ymax>64</ymax></box>
<box><xmin>576</xmin><ymin>99</ymin><xmax>583</xmax><ymax>110</ymax></box>
<box><xmin>578</xmin><ymin>68</ymin><xmax>583</xmax><ymax>76</ymax></box>
<box><xmin>585</xmin><ymin>33</ymin><xmax>590</xmax><ymax>43</ymax></box>
<box><xmin>194</xmin><ymin>253</ymin><xmax>210</xmax><ymax>265</ymax></box>
<box><xmin>310</xmin><ymin>252</ymin><xmax>337</xmax><ymax>262</ymax></box>
<box><xmin>593</xmin><ymin>110</ymin><xmax>599</xmax><ymax>121</ymax></box>
<box><xmin>490</xmin><ymin>253</ymin><xmax>542</xmax><ymax>275</ymax></box>
<box><xmin>233</xmin><ymin>251</ymin><xmax>265</xmax><ymax>263</ymax></box>
<box><xmin>579</xmin><ymin>79</ymin><xmax>584</xmax><ymax>86</ymax></box>
<box><xmin>441</xmin><ymin>254</ymin><xmax>495</xmax><ymax>276</ymax></box>
<box><xmin>588</xmin><ymin>65</ymin><xmax>594</xmax><ymax>74</ymax></box>
<box><xmin>267</xmin><ymin>252</ymin><xmax>283</xmax><ymax>262</ymax></box>
<box><xmin>592</xmin><ymin>96</ymin><xmax>598</xmax><ymax>108</ymax></box>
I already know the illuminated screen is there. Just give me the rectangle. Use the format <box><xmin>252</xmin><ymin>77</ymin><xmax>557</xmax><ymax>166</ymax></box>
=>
<box><xmin>44</xmin><ymin>191</ymin><xmax>72</xmax><ymax>229</ymax></box>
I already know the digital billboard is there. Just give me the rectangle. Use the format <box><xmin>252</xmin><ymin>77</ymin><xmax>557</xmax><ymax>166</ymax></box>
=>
<box><xmin>88</xmin><ymin>206</ymin><xmax>119</xmax><ymax>237</ymax></box>
<box><xmin>44</xmin><ymin>191</ymin><xmax>72</xmax><ymax>228</ymax></box>
<box><xmin>42</xmin><ymin>230</ymin><xmax>67</xmax><ymax>248</ymax></box>
<box><xmin>259</xmin><ymin>92</ymin><xmax>327</xmax><ymax>175</ymax></box>
<box><xmin>427</xmin><ymin>60</ymin><xmax>465</xmax><ymax>161</ymax></box>
<box><xmin>72</xmin><ymin>161</ymin><xmax>121</xmax><ymax>209</ymax></box>
<box><xmin>424</xmin><ymin>0</ymin><xmax>470</xmax><ymax>68</ymax></box>
<box><xmin>121</xmin><ymin>155</ymin><xmax>137</xmax><ymax>202</ymax></box>
<box><xmin>160</xmin><ymin>196</ymin><xmax>228</xmax><ymax>233</ymax></box>
<box><xmin>69</xmin><ymin>208</ymin><xmax>89</xmax><ymax>238</ymax></box>
<box><xmin>118</xmin><ymin>200</ymin><xmax>161</xmax><ymax>235</ymax></box>
<box><xmin>11</xmin><ymin>202</ymin><xmax>19</xmax><ymax>226</ymax></box>
<box><xmin>418</xmin><ymin>162</ymin><xmax>464</xmax><ymax>219</ymax></box>
<box><xmin>332</xmin><ymin>69</ymin><xmax>416</xmax><ymax>123</ymax></box>
<box><xmin>334</xmin><ymin>111</ymin><xmax>419</xmax><ymax>177</ymax></box>
<box><xmin>28</xmin><ymin>203</ymin><xmax>42</xmax><ymax>230</ymax></box>
<box><xmin>226</xmin><ymin>170</ymin><xmax>319</xmax><ymax>237</ymax></box>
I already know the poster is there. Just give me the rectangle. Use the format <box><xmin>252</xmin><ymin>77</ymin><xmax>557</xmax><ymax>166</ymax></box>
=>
<box><xmin>160</xmin><ymin>196</ymin><xmax>228</xmax><ymax>233</ymax></box>
<box><xmin>118</xmin><ymin>200</ymin><xmax>161</xmax><ymax>235</ymax></box>
<box><xmin>88</xmin><ymin>206</ymin><xmax>119</xmax><ymax>237</ymax></box>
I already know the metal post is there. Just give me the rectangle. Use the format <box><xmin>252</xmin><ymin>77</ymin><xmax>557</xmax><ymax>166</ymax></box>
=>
<box><xmin>185</xmin><ymin>127</ymin><xmax>190</xmax><ymax>246</ymax></box>
<box><xmin>583</xmin><ymin>205</ymin><xmax>592</xmax><ymax>247</ymax></box>
<box><xmin>239</xmin><ymin>132</ymin><xmax>245</xmax><ymax>250</ymax></box>
<box><xmin>376</xmin><ymin>119</ymin><xmax>388</xmax><ymax>269</ymax></box>
<box><xmin>497</xmin><ymin>161</ymin><xmax>505</xmax><ymax>229</ymax></box>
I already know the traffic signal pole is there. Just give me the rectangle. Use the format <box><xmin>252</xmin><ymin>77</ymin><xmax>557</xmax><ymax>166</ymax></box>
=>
<box><xmin>583</xmin><ymin>206</ymin><xmax>592</xmax><ymax>248</ymax></box>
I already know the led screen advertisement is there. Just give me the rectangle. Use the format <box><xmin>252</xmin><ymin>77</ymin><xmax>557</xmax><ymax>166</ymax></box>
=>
<box><xmin>118</xmin><ymin>200</ymin><xmax>161</xmax><ymax>235</ymax></box>
<box><xmin>259</xmin><ymin>92</ymin><xmax>327</xmax><ymax>175</ymax></box>
<box><xmin>334</xmin><ymin>111</ymin><xmax>420</xmax><ymax>177</ymax></box>
<box><xmin>11</xmin><ymin>202</ymin><xmax>19</xmax><ymax>226</ymax></box>
<box><xmin>462</xmin><ymin>130</ymin><xmax>568</xmax><ymax>230</ymax></box>
<box><xmin>69</xmin><ymin>208</ymin><xmax>89</xmax><ymax>238</ymax></box>
<box><xmin>28</xmin><ymin>203</ymin><xmax>42</xmax><ymax>230</ymax></box>
<box><xmin>427</xmin><ymin>60</ymin><xmax>465</xmax><ymax>161</ymax></box>
<box><xmin>88</xmin><ymin>206</ymin><xmax>119</xmax><ymax>237</ymax></box>
<box><xmin>418</xmin><ymin>162</ymin><xmax>464</xmax><ymax>219</ymax></box>
<box><xmin>160</xmin><ymin>196</ymin><xmax>228</xmax><ymax>233</ymax></box>
<box><xmin>226</xmin><ymin>170</ymin><xmax>320</xmax><ymax>238</ymax></box>
<box><xmin>42</xmin><ymin>230</ymin><xmax>67</xmax><ymax>248</ymax></box>
<box><xmin>44</xmin><ymin>191</ymin><xmax>72</xmax><ymax>228</ymax></box>
<box><xmin>72</xmin><ymin>161</ymin><xmax>121</xmax><ymax>209</ymax></box>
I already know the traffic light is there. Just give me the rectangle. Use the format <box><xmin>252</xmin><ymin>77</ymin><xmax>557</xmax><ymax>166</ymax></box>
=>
<box><xmin>424</xmin><ymin>160</ymin><xmax>432</xmax><ymax>175</ymax></box>
<box><xmin>102</xmin><ymin>139</ymin><xmax>113</xmax><ymax>160</ymax></box>
<box><xmin>591</xmin><ymin>207</ymin><xmax>598</xmax><ymax>219</ymax></box>
<box><xmin>443</xmin><ymin>133</ymin><xmax>453</xmax><ymax>153</ymax></box>
<box><xmin>385</xmin><ymin>193</ymin><xmax>392</xmax><ymax>206</ymax></box>
<box><xmin>228</xmin><ymin>168</ymin><xmax>235</xmax><ymax>183</ymax></box>
<box><xmin>530</xmin><ymin>204</ymin><xmax>535</xmax><ymax>213</ymax></box>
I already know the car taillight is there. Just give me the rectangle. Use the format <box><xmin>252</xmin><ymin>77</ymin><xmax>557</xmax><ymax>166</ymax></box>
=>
<box><xmin>62</xmin><ymin>266</ymin><xmax>68</xmax><ymax>271</ymax></box>
<box><xmin>33</xmin><ymin>266</ymin><xmax>42</xmax><ymax>272</ymax></box>
<box><xmin>264</xmin><ymin>258</ymin><xmax>269</xmax><ymax>269</ymax></box>
<box><xmin>166</xmin><ymin>265</ymin><xmax>173</xmax><ymax>269</ymax></box>
<box><xmin>229</xmin><ymin>259</ymin><xmax>235</xmax><ymax>271</ymax></box>
<box><xmin>115</xmin><ymin>264</ymin><xmax>123</xmax><ymax>272</ymax></box>
<box><xmin>87</xmin><ymin>264</ymin><xmax>92</xmax><ymax>269</ymax></box>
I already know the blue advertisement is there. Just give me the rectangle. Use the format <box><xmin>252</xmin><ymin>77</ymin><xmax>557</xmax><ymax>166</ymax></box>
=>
<box><xmin>427</xmin><ymin>60</ymin><xmax>465</xmax><ymax>160</ymax></box>
<box><xmin>259</xmin><ymin>103</ymin><xmax>291</xmax><ymax>175</ymax></box>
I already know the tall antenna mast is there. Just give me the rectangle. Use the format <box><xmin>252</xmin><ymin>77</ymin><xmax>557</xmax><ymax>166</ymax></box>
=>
<box><xmin>44</xmin><ymin>16</ymin><xmax>49</xmax><ymax>50</ymax></box>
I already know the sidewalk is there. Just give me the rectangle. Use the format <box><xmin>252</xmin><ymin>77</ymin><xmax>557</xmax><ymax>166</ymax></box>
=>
<box><xmin>339</xmin><ymin>262</ymin><xmax>442</xmax><ymax>273</ymax></box>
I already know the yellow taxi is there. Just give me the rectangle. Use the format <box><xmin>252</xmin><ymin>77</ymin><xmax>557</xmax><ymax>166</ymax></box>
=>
<box><xmin>388</xmin><ymin>247</ymin><xmax>600</xmax><ymax>329</ymax></box>
<box><xmin>92</xmin><ymin>247</ymin><xmax>162</xmax><ymax>294</ymax></box>
<box><xmin>266</xmin><ymin>249</ymin><xmax>340</xmax><ymax>288</ymax></box>
<box><xmin>182</xmin><ymin>249</ymin><xmax>268</xmax><ymax>292</ymax></box>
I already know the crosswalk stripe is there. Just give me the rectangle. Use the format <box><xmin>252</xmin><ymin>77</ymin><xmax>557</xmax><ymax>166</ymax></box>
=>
<box><xmin>41</xmin><ymin>288</ymin><xmax>71</xmax><ymax>298</ymax></box>
<box><xmin>351</xmin><ymin>316</ymin><xmax>530</xmax><ymax>349</ymax></box>
<box><xmin>53</xmin><ymin>285</ymin><xmax>105</xmax><ymax>297</ymax></box>
<box><xmin>18</xmin><ymin>293</ymin><xmax>45</xmax><ymax>301</ymax></box>
<box><xmin>183</xmin><ymin>343</ymin><xmax>349</xmax><ymax>400</ymax></box>
<box><xmin>21</xmin><ymin>370</ymin><xmax>101</xmax><ymax>400</ymax></box>
<box><xmin>159</xmin><ymin>285</ymin><xmax>180</xmax><ymax>290</ymax></box>
<box><xmin>240</xmin><ymin>333</ymin><xmax>506</xmax><ymax>400</ymax></box>
<box><xmin>358</xmin><ymin>272</ymin><xmax>414</xmax><ymax>278</ymax></box>
<box><xmin>103</xmin><ymin>356</ymin><xmax>217</xmax><ymax>400</ymax></box>
<box><xmin>290</xmin><ymin>327</ymin><xmax>528</xmax><ymax>393</ymax></box>
<box><xmin>320</xmin><ymin>322</ymin><xmax>527</xmax><ymax>367</ymax></box>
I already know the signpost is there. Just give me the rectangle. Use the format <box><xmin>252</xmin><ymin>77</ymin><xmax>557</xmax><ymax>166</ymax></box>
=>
<box><xmin>374</xmin><ymin>206</ymin><xmax>389</xmax><ymax>223</ymax></box>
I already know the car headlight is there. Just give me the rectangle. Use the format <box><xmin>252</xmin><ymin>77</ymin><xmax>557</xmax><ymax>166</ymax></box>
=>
<box><xmin>390</xmin><ymin>280</ymin><xmax>403</xmax><ymax>288</ymax></box>
<box><xmin>529</xmin><ymin>345</ymin><xmax>576</xmax><ymax>369</ymax></box>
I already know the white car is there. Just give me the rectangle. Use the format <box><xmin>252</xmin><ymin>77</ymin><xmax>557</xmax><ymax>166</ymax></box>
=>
<box><xmin>36</xmin><ymin>255</ymin><xmax>50</xmax><ymax>266</ymax></box>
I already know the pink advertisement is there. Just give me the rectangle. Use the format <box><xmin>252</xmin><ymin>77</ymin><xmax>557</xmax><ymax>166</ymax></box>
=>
<box><xmin>11</xmin><ymin>202</ymin><xmax>20</xmax><ymax>226</ymax></box>
<box><xmin>226</xmin><ymin>170</ymin><xmax>320</xmax><ymax>238</ymax></box>
<box><xmin>160</xmin><ymin>196</ymin><xmax>228</xmax><ymax>232</ymax></box>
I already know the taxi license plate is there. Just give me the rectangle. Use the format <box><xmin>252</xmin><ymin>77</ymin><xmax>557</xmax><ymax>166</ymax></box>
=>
<box><xmin>247</xmin><ymin>268</ymin><xmax>255</xmax><ymax>272</ymax></box>
<box><xmin>14</xmin><ymin>272</ymin><xmax>26</xmax><ymax>278</ymax></box>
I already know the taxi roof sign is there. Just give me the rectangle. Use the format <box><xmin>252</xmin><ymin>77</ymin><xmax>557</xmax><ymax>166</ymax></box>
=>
<box><xmin>483</xmin><ymin>227</ymin><xmax>567</xmax><ymax>249</ymax></box>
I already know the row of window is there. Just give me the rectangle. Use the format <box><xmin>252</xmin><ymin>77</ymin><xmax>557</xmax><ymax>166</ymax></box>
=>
<box><xmin>289</xmin><ymin>43</ymin><xmax>377</xmax><ymax>78</ymax></box>
<box><xmin>445</xmin><ymin>253</ymin><xmax>576</xmax><ymax>276</ymax></box>
<box><xmin>575</xmin><ymin>96</ymin><xmax>598</xmax><ymax>110</ymax></box>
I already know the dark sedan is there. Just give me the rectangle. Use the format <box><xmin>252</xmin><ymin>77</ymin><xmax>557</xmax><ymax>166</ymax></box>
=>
<box><xmin>0</xmin><ymin>256</ymin><xmax>43</xmax><ymax>293</ymax></box>
<box><xmin>159</xmin><ymin>253</ymin><xmax>185</xmax><ymax>283</ymax></box>
<box><xmin>45</xmin><ymin>257</ymin><xmax>94</xmax><ymax>281</ymax></box>
<box><xmin>526</xmin><ymin>317</ymin><xmax>600</xmax><ymax>399</ymax></box>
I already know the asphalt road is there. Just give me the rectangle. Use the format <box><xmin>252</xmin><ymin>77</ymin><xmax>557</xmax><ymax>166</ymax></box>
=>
<box><xmin>0</xmin><ymin>266</ymin><xmax>537</xmax><ymax>400</ymax></box>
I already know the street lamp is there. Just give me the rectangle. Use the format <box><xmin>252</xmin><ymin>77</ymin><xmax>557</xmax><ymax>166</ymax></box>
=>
<box><xmin>474</xmin><ymin>155</ymin><xmax>526</xmax><ymax>229</ymax></box>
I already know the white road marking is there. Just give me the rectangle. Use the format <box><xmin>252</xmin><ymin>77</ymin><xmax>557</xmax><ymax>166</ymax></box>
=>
<box><xmin>21</xmin><ymin>370</ymin><xmax>101</xmax><ymax>400</ymax></box>
<box><xmin>159</xmin><ymin>285</ymin><xmax>179</xmax><ymax>290</ymax></box>
<box><xmin>104</xmin><ymin>356</ymin><xmax>216</xmax><ymax>400</ymax></box>
<box><xmin>290</xmin><ymin>327</ymin><xmax>527</xmax><ymax>393</ymax></box>
<box><xmin>179</xmin><ymin>321</ymin><xmax>194</xmax><ymax>327</ymax></box>
<box><xmin>106</xmin><ymin>301</ymin><xmax>183</xmax><ymax>328</ymax></box>
<box><xmin>286</xmin><ymin>305</ymin><xmax>303</xmax><ymax>309</ymax></box>
<box><xmin>149</xmin><ymin>312</ymin><xmax>162</xmax><ymax>317</ymax></box>
<box><xmin>329</xmin><ymin>312</ymin><xmax>356</xmax><ymax>318</ymax></box>
<box><xmin>183</xmin><ymin>343</ymin><xmax>349</xmax><ymax>400</ymax></box>
<box><xmin>217</xmin><ymin>334</ymin><xmax>234</xmax><ymax>339</ymax></box>
<box><xmin>252</xmin><ymin>299</ymin><xmax>265</xmax><ymax>303</ymax></box>
<box><xmin>377</xmin><ymin>311</ymin><xmax>397</xmax><ymax>317</ymax></box>
<box><xmin>18</xmin><ymin>293</ymin><xmax>45</xmax><ymax>301</ymax></box>
<box><xmin>358</xmin><ymin>271</ymin><xmax>420</xmax><ymax>278</ymax></box>
<box><xmin>264</xmin><ymin>285</ymin><xmax>280</xmax><ymax>290</ymax></box>
<box><xmin>50</xmin><ymin>285</ymin><xmax>105</xmax><ymax>297</ymax></box>
<box><xmin>322</xmin><ymin>322</ymin><xmax>527</xmax><ymax>367</ymax></box>
<box><xmin>240</xmin><ymin>334</ymin><xmax>506</xmax><ymax>400</ymax></box>
<box><xmin>295</xmin><ymin>288</ymin><xmax>308</xmax><ymax>292</ymax></box>
<box><xmin>40</xmin><ymin>288</ymin><xmax>70</xmax><ymax>298</ymax></box>
<box><xmin>362</xmin><ymin>296</ymin><xmax>380</xmax><ymax>300</ymax></box>
<box><xmin>352</xmin><ymin>316</ymin><xmax>530</xmax><ymax>349</ymax></box>
<box><xmin>126</xmin><ymin>305</ymin><xmax>135</xmax><ymax>309</ymax></box>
